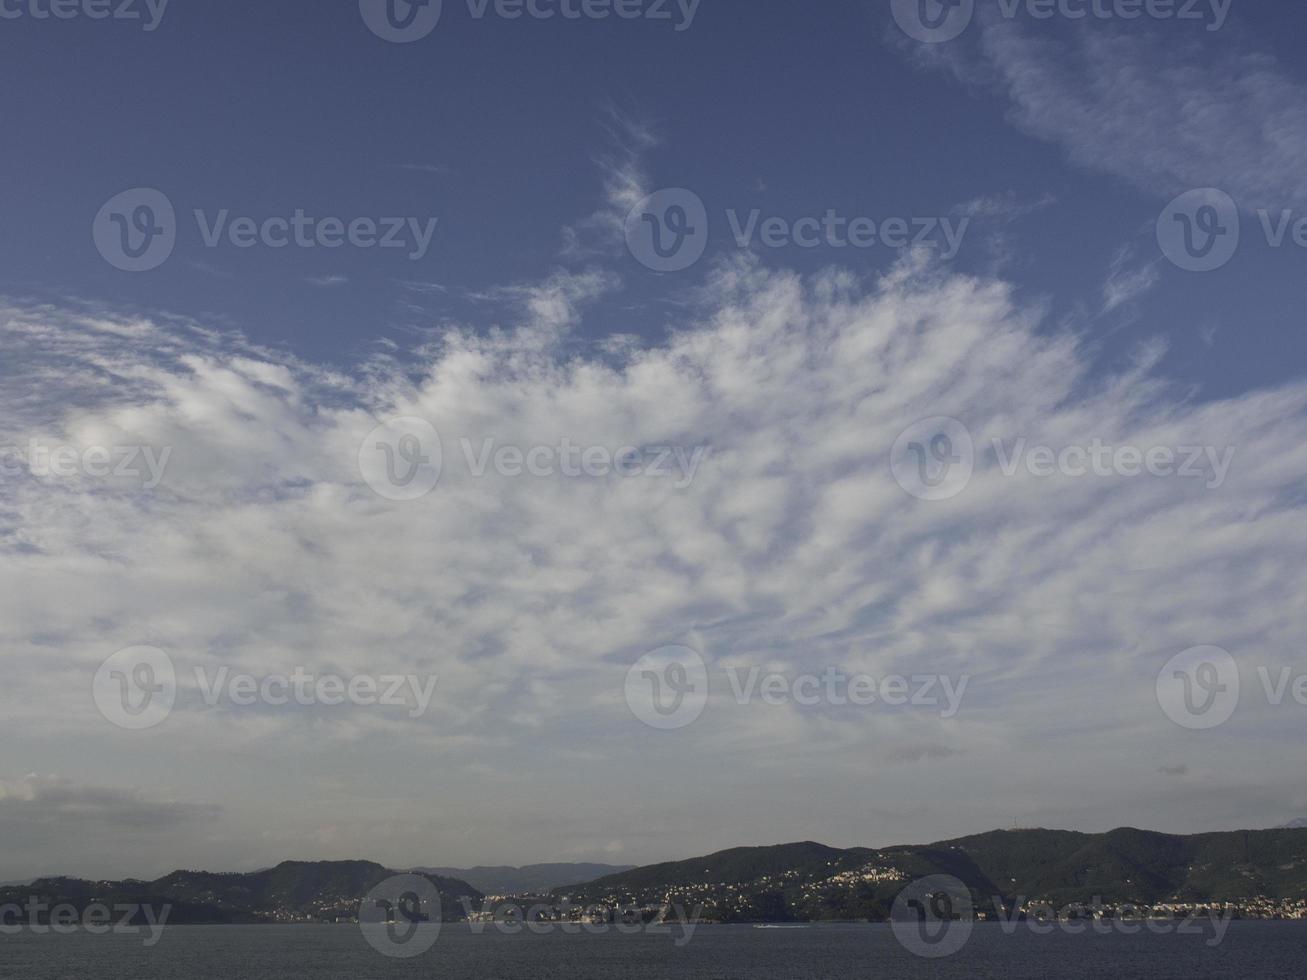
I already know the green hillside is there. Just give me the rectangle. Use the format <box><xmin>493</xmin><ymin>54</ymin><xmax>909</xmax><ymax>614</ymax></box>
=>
<box><xmin>559</xmin><ymin>828</ymin><xmax>1307</xmax><ymax>922</ymax></box>
<box><xmin>0</xmin><ymin>861</ymin><xmax>481</xmax><ymax>924</ymax></box>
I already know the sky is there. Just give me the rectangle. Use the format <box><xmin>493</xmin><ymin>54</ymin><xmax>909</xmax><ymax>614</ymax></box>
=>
<box><xmin>2</xmin><ymin>0</ymin><xmax>1307</xmax><ymax>881</ymax></box>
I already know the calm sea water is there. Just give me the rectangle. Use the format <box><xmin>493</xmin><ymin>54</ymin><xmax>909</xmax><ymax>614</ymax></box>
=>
<box><xmin>1</xmin><ymin>922</ymin><xmax>1304</xmax><ymax>978</ymax></box>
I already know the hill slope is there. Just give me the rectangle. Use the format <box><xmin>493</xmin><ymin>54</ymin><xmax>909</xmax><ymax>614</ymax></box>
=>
<box><xmin>0</xmin><ymin>861</ymin><xmax>481</xmax><ymax>924</ymax></box>
<box><xmin>416</xmin><ymin>863</ymin><xmax>635</xmax><ymax>895</ymax></box>
<box><xmin>559</xmin><ymin>828</ymin><xmax>1307</xmax><ymax>922</ymax></box>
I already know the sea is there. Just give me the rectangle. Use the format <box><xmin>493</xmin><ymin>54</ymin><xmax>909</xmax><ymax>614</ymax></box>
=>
<box><xmin>1</xmin><ymin>921</ymin><xmax>1304</xmax><ymax>978</ymax></box>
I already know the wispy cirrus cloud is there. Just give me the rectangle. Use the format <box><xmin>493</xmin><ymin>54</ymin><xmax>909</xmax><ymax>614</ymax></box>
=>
<box><xmin>953</xmin><ymin>191</ymin><xmax>1056</xmax><ymax>221</ymax></box>
<box><xmin>1101</xmin><ymin>244</ymin><xmax>1161</xmax><ymax>314</ymax></box>
<box><xmin>3</xmin><ymin>248</ymin><xmax>1307</xmax><ymax>873</ymax></box>
<box><xmin>561</xmin><ymin>105</ymin><xmax>658</xmax><ymax>257</ymax></box>
<box><xmin>914</xmin><ymin>13</ymin><xmax>1307</xmax><ymax>210</ymax></box>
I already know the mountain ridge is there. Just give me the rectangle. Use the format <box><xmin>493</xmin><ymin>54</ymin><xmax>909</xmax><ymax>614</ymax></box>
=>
<box><xmin>0</xmin><ymin>860</ymin><xmax>481</xmax><ymax>925</ymax></box>
<box><xmin>413</xmin><ymin>863</ymin><xmax>636</xmax><ymax>896</ymax></box>
<box><xmin>559</xmin><ymin>827</ymin><xmax>1307</xmax><ymax>922</ymax></box>
<box><xmin>9</xmin><ymin>826</ymin><xmax>1307</xmax><ymax>925</ymax></box>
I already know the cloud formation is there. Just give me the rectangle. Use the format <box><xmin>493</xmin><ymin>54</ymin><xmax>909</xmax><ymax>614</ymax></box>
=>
<box><xmin>919</xmin><ymin>13</ymin><xmax>1307</xmax><ymax>210</ymax></box>
<box><xmin>0</xmin><ymin>774</ymin><xmax>220</xmax><ymax>829</ymax></box>
<box><xmin>2</xmin><ymin>249</ymin><xmax>1306</xmax><ymax>876</ymax></box>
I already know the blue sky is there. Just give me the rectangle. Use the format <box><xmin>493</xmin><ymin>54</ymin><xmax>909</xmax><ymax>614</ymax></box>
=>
<box><xmin>3</xmin><ymin>0</ymin><xmax>1307</xmax><ymax>878</ymax></box>
<box><xmin>1</xmin><ymin>0</ymin><xmax>1303</xmax><ymax>392</ymax></box>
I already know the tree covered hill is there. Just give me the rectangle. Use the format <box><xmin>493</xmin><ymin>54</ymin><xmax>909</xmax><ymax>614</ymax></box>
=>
<box><xmin>0</xmin><ymin>861</ymin><xmax>480</xmax><ymax>924</ymax></box>
<box><xmin>558</xmin><ymin>828</ymin><xmax>1307</xmax><ymax>922</ymax></box>
<box><xmin>10</xmin><ymin>828</ymin><xmax>1307</xmax><ymax>926</ymax></box>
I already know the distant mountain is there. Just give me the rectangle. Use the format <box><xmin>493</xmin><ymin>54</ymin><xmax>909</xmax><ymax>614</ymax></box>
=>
<box><xmin>569</xmin><ymin>841</ymin><xmax>846</xmax><ymax>895</ymax></box>
<box><xmin>0</xmin><ymin>861</ymin><xmax>480</xmax><ymax>925</ymax></box>
<box><xmin>927</xmin><ymin>827</ymin><xmax>1307</xmax><ymax>904</ymax></box>
<box><xmin>1279</xmin><ymin>818</ymin><xmax>1307</xmax><ymax>829</ymax></box>
<box><xmin>13</xmin><ymin>826</ymin><xmax>1307</xmax><ymax>926</ymax></box>
<box><xmin>415</xmin><ymin>863</ymin><xmax>635</xmax><ymax>895</ymax></box>
<box><xmin>560</xmin><ymin>828</ymin><xmax>1307</xmax><ymax>922</ymax></box>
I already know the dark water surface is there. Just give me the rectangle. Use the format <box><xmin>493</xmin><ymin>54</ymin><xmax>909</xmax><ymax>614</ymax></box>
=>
<box><xmin>2</xmin><ymin>922</ymin><xmax>1305</xmax><ymax>978</ymax></box>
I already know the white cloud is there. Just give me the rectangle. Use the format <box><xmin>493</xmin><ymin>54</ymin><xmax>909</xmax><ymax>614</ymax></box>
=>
<box><xmin>561</xmin><ymin>105</ymin><xmax>658</xmax><ymax>257</ymax></box>
<box><xmin>925</xmin><ymin>15</ymin><xmax>1307</xmax><ymax>209</ymax></box>
<box><xmin>0</xmin><ymin>774</ymin><xmax>220</xmax><ymax>877</ymax></box>
<box><xmin>0</xmin><ymin>774</ymin><xmax>220</xmax><ymax>827</ymax></box>
<box><xmin>2</xmin><ymin>251</ymin><xmax>1306</xmax><ymax>873</ymax></box>
<box><xmin>953</xmin><ymin>191</ymin><xmax>1056</xmax><ymax>221</ymax></box>
<box><xmin>1101</xmin><ymin>244</ymin><xmax>1161</xmax><ymax>314</ymax></box>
